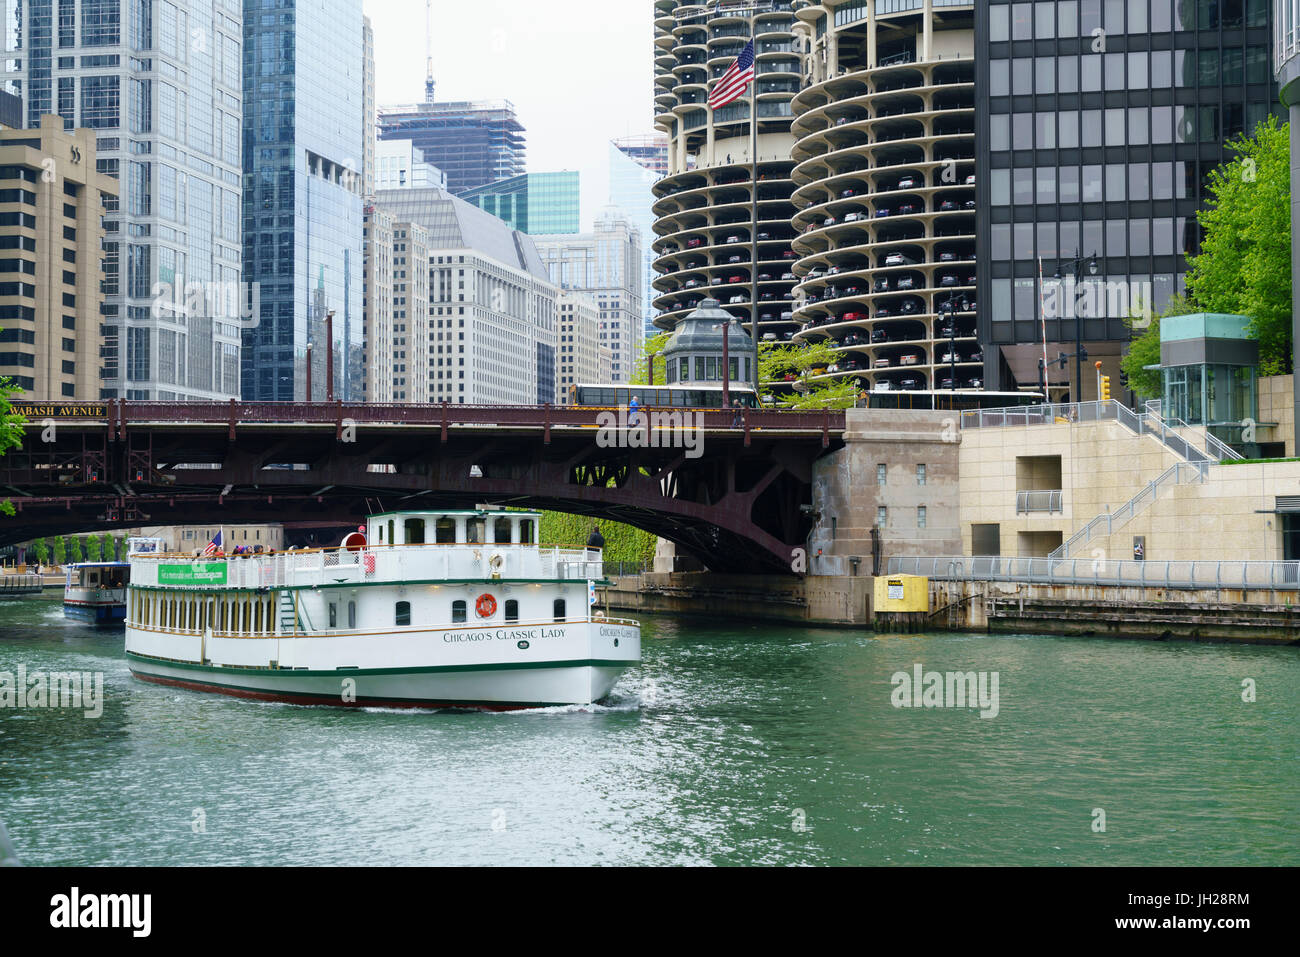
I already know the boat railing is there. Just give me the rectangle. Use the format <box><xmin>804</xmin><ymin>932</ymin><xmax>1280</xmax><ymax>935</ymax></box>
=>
<box><xmin>129</xmin><ymin>544</ymin><xmax>603</xmax><ymax>589</ymax></box>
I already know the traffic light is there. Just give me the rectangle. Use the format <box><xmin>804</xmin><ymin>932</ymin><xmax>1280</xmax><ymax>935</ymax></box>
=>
<box><xmin>1100</xmin><ymin>375</ymin><xmax>1111</xmax><ymax>401</ymax></box>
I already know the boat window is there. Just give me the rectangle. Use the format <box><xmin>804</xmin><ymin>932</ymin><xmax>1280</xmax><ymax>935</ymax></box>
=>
<box><xmin>329</xmin><ymin>603</ymin><xmax>338</xmax><ymax>628</ymax></box>
<box><xmin>451</xmin><ymin>600</ymin><xmax>467</xmax><ymax>623</ymax></box>
<box><xmin>553</xmin><ymin>598</ymin><xmax>566</xmax><ymax>622</ymax></box>
<box><xmin>377</xmin><ymin>525</ymin><xmax>384</xmax><ymax>543</ymax></box>
<box><xmin>348</xmin><ymin>601</ymin><xmax>356</xmax><ymax>629</ymax></box>
<box><xmin>519</xmin><ymin>520</ymin><xmax>534</xmax><ymax>544</ymax></box>
<box><xmin>388</xmin><ymin>519</ymin><xmax>395</xmax><ymax>545</ymax></box>
<box><xmin>404</xmin><ymin>519</ymin><xmax>426</xmax><ymax>545</ymax></box>
<box><xmin>436</xmin><ymin>518</ymin><xmax>455</xmax><ymax>544</ymax></box>
<box><xmin>467</xmin><ymin>518</ymin><xmax>486</xmax><ymax>544</ymax></box>
<box><xmin>395</xmin><ymin>601</ymin><xmax>411</xmax><ymax>627</ymax></box>
<box><xmin>494</xmin><ymin>517</ymin><xmax>511</xmax><ymax>544</ymax></box>
<box><xmin>505</xmin><ymin>599</ymin><xmax>519</xmax><ymax>623</ymax></box>
<box><xmin>254</xmin><ymin>600</ymin><xmax>263</xmax><ymax>634</ymax></box>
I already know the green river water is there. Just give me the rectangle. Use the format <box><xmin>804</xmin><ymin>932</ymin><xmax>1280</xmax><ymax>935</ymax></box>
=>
<box><xmin>1</xmin><ymin>595</ymin><xmax>1296</xmax><ymax>866</ymax></box>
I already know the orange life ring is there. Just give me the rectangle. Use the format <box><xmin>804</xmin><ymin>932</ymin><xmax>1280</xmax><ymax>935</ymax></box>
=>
<box><xmin>475</xmin><ymin>593</ymin><xmax>497</xmax><ymax>618</ymax></box>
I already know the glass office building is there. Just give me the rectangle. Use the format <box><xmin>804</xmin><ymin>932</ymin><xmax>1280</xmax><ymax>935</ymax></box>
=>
<box><xmin>609</xmin><ymin>134</ymin><xmax>668</xmax><ymax>338</ymax></box>
<box><xmin>458</xmin><ymin>171</ymin><xmax>580</xmax><ymax>235</ymax></box>
<box><xmin>979</xmin><ymin>0</ymin><xmax>1279</xmax><ymax>399</ymax></box>
<box><xmin>242</xmin><ymin>0</ymin><xmax>365</xmax><ymax>401</ymax></box>
<box><xmin>10</xmin><ymin>0</ymin><xmax>245</xmax><ymax>400</ymax></box>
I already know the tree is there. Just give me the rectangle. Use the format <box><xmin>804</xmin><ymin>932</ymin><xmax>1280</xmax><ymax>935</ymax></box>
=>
<box><xmin>67</xmin><ymin>536</ymin><xmax>83</xmax><ymax>564</ymax></box>
<box><xmin>1120</xmin><ymin>294</ymin><xmax>1198</xmax><ymax>399</ymax></box>
<box><xmin>102</xmin><ymin>534</ymin><xmax>117</xmax><ymax>562</ymax></box>
<box><xmin>53</xmin><ymin>537</ymin><xmax>66</xmax><ymax>565</ymax></box>
<box><xmin>0</xmin><ymin>374</ymin><xmax>24</xmax><ymax>517</ymax></box>
<box><xmin>759</xmin><ymin>339</ymin><xmax>863</xmax><ymax>410</ymax></box>
<box><xmin>633</xmin><ymin>332</ymin><xmax>671</xmax><ymax>386</ymax></box>
<box><xmin>84</xmin><ymin>536</ymin><xmax>101</xmax><ymax>563</ymax></box>
<box><xmin>32</xmin><ymin>539</ymin><xmax>49</xmax><ymax>565</ymax></box>
<box><xmin>1186</xmin><ymin>114</ymin><xmax>1293</xmax><ymax>374</ymax></box>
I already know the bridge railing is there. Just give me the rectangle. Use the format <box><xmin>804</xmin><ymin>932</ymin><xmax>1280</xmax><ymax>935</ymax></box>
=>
<box><xmin>118</xmin><ymin>400</ymin><xmax>844</xmax><ymax>433</ymax></box>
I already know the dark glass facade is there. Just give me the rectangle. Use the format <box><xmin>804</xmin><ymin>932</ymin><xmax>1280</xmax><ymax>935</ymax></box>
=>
<box><xmin>978</xmin><ymin>0</ymin><xmax>1280</xmax><ymax>397</ymax></box>
<box><xmin>242</xmin><ymin>0</ymin><xmax>365</xmax><ymax>402</ymax></box>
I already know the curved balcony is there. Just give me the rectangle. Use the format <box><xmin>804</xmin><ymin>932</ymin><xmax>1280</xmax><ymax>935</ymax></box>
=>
<box><xmin>787</xmin><ymin>51</ymin><xmax>978</xmax><ymax>392</ymax></box>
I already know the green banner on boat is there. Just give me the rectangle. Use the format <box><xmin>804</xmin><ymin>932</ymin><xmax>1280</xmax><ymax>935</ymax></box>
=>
<box><xmin>158</xmin><ymin>563</ymin><xmax>228</xmax><ymax>585</ymax></box>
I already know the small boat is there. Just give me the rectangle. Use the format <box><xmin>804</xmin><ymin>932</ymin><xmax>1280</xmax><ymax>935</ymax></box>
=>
<box><xmin>63</xmin><ymin>538</ymin><xmax>164</xmax><ymax>625</ymax></box>
<box><xmin>63</xmin><ymin>562</ymin><xmax>129</xmax><ymax>624</ymax></box>
<box><xmin>123</xmin><ymin>510</ymin><xmax>641</xmax><ymax>710</ymax></box>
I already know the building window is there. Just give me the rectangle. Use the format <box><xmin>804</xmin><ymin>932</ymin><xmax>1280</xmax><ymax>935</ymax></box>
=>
<box><xmin>918</xmin><ymin>507</ymin><xmax>927</xmax><ymax>529</ymax></box>
<box><xmin>877</xmin><ymin>507</ymin><xmax>887</xmax><ymax>527</ymax></box>
<box><xmin>916</xmin><ymin>464</ymin><xmax>927</xmax><ymax>486</ymax></box>
<box><xmin>877</xmin><ymin>464</ymin><xmax>887</xmax><ymax>486</ymax></box>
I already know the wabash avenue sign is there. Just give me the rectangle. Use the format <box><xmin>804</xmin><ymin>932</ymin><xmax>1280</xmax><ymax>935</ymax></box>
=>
<box><xmin>10</xmin><ymin>404</ymin><xmax>109</xmax><ymax>419</ymax></box>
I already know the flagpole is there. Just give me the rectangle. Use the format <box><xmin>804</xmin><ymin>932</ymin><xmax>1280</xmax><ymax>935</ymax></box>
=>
<box><xmin>748</xmin><ymin>16</ymin><xmax>760</xmax><ymax>394</ymax></box>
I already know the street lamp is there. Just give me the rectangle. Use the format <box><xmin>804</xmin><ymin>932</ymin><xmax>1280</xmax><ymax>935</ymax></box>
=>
<box><xmin>1051</xmin><ymin>249</ymin><xmax>1099</xmax><ymax>403</ymax></box>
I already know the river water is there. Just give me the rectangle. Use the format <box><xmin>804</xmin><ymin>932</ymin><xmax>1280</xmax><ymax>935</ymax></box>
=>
<box><xmin>0</xmin><ymin>594</ymin><xmax>1296</xmax><ymax>866</ymax></box>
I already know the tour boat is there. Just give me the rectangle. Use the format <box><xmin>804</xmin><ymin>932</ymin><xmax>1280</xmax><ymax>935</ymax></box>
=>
<box><xmin>64</xmin><ymin>538</ymin><xmax>164</xmax><ymax>625</ymax></box>
<box><xmin>122</xmin><ymin>510</ymin><xmax>641</xmax><ymax>710</ymax></box>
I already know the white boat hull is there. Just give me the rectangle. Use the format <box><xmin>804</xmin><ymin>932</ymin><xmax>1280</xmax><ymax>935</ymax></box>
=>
<box><xmin>125</xmin><ymin>619</ymin><xmax>640</xmax><ymax>710</ymax></box>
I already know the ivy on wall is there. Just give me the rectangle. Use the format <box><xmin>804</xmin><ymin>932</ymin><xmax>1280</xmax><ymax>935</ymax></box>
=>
<box><xmin>538</xmin><ymin>512</ymin><xmax>656</xmax><ymax>565</ymax></box>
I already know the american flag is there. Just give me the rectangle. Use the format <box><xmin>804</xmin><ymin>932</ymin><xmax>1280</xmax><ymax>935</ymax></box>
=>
<box><xmin>708</xmin><ymin>39</ymin><xmax>755</xmax><ymax>110</ymax></box>
<box><xmin>202</xmin><ymin>531</ymin><xmax>223</xmax><ymax>556</ymax></box>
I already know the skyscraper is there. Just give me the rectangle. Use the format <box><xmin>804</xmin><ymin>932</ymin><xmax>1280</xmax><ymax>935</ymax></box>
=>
<box><xmin>375</xmin><ymin>186</ymin><xmax>558</xmax><ymax>405</ymax></box>
<box><xmin>609</xmin><ymin>133</ymin><xmax>668</xmax><ymax>338</ymax></box>
<box><xmin>650</xmin><ymin>1</ymin><xmax>802</xmax><ymax>360</ymax></box>
<box><xmin>376</xmin><ymin>139</ymin><xmax>447</xmax><ymax>190</ymax></box>
<box><xmin>242</xmin><ymin>0</ymin><xmax>366</xmax><ymax>402</ymax></box>
<box><xmin>377</xmin><ymin>99</ymin><xmax>526</xmax><ymax>194</ymax></box>
<box><xmin>979</xmin><ymin>0</ymin><xmax>1280</xmax><ymax>399</ymax></box>
<box><xmin>363</xmin><ymin>14</ymin><xmax>376</xmax><ymax>200</ymax></box>
<box><xmin>458</xmin><ymin>171</ymin><xmax>580</xmax><ymax>235</ymax></box>
<box><xmin>786</xmin><ymin>2</ymin><xmax>978</xmax><ymax>398</ymax></box>
<box><xmin>1</xmin><ymin>116</ymin><xmax>118</xmax><ymax>400</ymax></box>
<box><xmin>11</xmin><ymin>0</ymin><xmax>245</xmax><ymax>400</ymax></box>
<box><xmin>534</xmin><ymin>210</ymin><xmax>643</xmax><ymax>383</ymax></box>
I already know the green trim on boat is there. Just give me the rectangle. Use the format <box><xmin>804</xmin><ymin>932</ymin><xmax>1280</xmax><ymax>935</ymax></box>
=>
<box><xmin>126</xmin><ymin>651</ymin><xmax>631</xmax><ymax>678</ymax></box>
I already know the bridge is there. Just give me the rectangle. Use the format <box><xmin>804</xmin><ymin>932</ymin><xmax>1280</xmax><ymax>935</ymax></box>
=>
<box><xmin>0</xmin><ymin>401</ymin><xmax>845</xmax><ymax>573</ymax></box>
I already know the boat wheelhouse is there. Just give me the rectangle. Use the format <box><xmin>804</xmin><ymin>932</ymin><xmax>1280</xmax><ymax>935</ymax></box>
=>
<box><xmin>64</xmin><ymin>562</ymin><xmax>130</xmax><ymax>624</ymax></box>
<box><xmin>123</xmin><ymin>511</ymin><xmax>641</xmax><ymax>710</ymax></box>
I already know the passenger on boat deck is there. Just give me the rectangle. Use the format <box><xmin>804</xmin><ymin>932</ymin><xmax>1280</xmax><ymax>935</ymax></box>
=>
<box><xmin>586</xmin><ymin>526</ymin><xmax>606</xmax><ymax>550</ymax></box>
<box><xmin>629</xmin><ymin>396</ymin><xmax>642</xmax><ymax>428</ymax></box>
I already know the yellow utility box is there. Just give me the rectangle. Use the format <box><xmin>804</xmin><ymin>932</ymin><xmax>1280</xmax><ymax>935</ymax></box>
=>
<box><xmin>873</xmin><ymin>575</ymin><xmax>929</xmax><ymax>613</ymax></box>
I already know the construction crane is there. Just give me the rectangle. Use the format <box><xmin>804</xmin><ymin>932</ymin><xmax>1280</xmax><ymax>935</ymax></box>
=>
<box><xmin>425</xmin><ymin>0</ymin><xmax>436</xmax><ymax>102</ymax></box>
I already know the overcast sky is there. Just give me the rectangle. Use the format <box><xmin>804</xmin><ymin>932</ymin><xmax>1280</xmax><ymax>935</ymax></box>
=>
<box><xmin>364</xmin><ymin>0</ymin><xmax>655</xmax><ymax>229</ymax></box>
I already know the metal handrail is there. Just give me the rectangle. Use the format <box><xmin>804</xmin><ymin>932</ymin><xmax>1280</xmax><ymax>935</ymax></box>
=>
<box><xmin>1015</xmin><ymin>489</ymin><xmax>1063</xmax><ymax>515</ymax></box>
<box><xmin>887</xmin><ymin>555</ymin><xmax>1300</xmax><ymax>591</ymax></box>
<box><xmin>1049</xmin><ymin>461</ymin><xmax>1206</xmax><ymax>561</ymax></box>
<box><xmin>961</xmin><ymin>399</ymin><xmax>1241</xmax><ymax>463</ymax></box>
